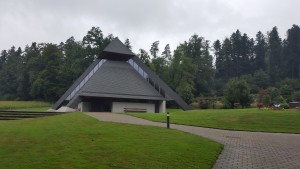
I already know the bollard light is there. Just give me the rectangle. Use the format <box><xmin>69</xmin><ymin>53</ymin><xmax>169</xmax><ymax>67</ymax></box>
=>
<box><xmin>167</xmin><ymin>112</ymin><xmax>170</xmax><ymax>128</ymax></box>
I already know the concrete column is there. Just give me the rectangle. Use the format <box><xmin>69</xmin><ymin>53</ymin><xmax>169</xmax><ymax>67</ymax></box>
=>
<box><xmin>79</xmin><ymin>102</ymin><xmax>91</xmax><ymax>112</ymax></box>
<box><xmin>159</xmin><ymin>100</ymin><xmax>166</xmax><ymax>113</ymax></box>
<box><xmin>78</xmin><ymin>102</ymin><xmax>82</xmax><ymax>112</ymax></box>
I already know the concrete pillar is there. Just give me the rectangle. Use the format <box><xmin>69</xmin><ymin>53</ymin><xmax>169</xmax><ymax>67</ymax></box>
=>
<box><xmin>159</xmin><ymin>100</ymin><xmax>166</xmax><ymax>113</ymax></box>
<box><xmin>79</xmin><ymin>102</ymin><xmax>91</xmax><ymax>112</ymax></box>
<box><xmin>78</xmin><ymin>102</ymin><xmax>82</xmax><ymax>112</ymax></box>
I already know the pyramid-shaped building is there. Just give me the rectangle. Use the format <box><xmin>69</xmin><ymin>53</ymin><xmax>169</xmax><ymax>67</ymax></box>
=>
<box><xmin>52</xmin><ymin>38</ymin><xmax>190</xmax><ymax>113</ymax></box>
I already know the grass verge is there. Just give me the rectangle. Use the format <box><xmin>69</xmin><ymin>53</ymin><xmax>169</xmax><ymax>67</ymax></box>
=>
<box><xmin>0</xmin><ymin>113</ymin><xmax>222</xmax><ymax>169</ymax></box>
<box><xmin>128</xmin><ymin>108</ymin><xmax>300</xmax><ymax>133</ymax></box>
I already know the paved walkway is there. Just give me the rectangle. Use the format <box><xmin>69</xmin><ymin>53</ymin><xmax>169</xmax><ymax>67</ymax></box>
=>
<box><xmin>86</xmin><ymin>112</ymin><xmax>300</xmax><ymax>169</ymax></box>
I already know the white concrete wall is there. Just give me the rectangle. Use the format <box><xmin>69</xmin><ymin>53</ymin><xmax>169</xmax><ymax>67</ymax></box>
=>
<box><xmin>112</xmin><ymin>102</ymin><xmax>155</xmax><ymax>113</ymax></box>
<box><xmin>159</xmin><ymin>100</ymin><xmax>166</xmax><ymax>113</ymax></box>
<box><xmin>79</xmin><ymin>102</ymin><xmax>91</xmax><ymax>112</ymax></box>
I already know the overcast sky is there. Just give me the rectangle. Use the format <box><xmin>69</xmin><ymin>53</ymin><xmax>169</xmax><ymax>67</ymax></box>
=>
<box><xmin>0</xmin><ymin>0</ymin><xmax>299</xmax><ymax>54</ymax></box>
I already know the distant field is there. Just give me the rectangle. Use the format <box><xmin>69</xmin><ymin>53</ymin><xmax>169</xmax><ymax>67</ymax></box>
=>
<box><xmin>0</xmin><ymin>101</ymin><xmax>50</xmax><ymax>110</ymax></box>
<box><xmin>129</xmin><ymin>108</ymin><xmax>300</xmax><ymax>133</ymax></box>
<box><xmin>0</xmin><ymin>113</ymin><xmax>222</xmax><ymax>169</ymax></box>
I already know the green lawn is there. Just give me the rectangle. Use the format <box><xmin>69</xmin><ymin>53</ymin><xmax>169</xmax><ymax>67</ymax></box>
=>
<box><xmin>128</xmin><ymin>108</ymin><xmax>300</xmax><ymax>133</ymax></box>
<box><xmin>0</xmin><ymin>101</ymin><xmax>50</xmax><ymax>110</ymax></box>
<box><xmin>0</xmin><ymin>113</ymin><xmax>222</xmax><ymax>169</ymax></box>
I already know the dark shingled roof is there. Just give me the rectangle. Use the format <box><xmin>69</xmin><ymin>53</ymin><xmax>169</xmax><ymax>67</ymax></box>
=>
<box><xmin>100</xmin><ymin>38</ymin><xmax>135</xmax><ymax>61</ymax></box>
<box><xmin>53</xmin><ymin>38</ymin><xmax>191</xmax><ymax>110</ymax></box>
<box><xmin>78</xmin><ymin>60</ymin><xmax>164</xmax><ymax>100</ymax></box>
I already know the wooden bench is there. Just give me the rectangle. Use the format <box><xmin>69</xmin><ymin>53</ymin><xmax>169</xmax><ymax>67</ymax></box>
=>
<box><xmin>124</xmin><ymin>108</ymin><xmax>147</xmax><ymax>113</ymax></box>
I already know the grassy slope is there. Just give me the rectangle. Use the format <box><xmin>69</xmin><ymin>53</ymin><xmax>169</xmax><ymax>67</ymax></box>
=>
<box><xmin>0</xmin><ymin>101</ymin><xmax>50</xmax><ymax>110</ymax></box>
<box><xmin>129</xmin><ymin>109</ymin><xmax>300</xmax><ymax>133</ymax></box>
<box><xmin>0</xmin><ymin>113</ymin><xmax>222</xmax><ymax>169</ymax></box>
<box><xmin>12</xmin><ymin>107</ymin><xmax>51</xmax><ymax>112</ymax></box>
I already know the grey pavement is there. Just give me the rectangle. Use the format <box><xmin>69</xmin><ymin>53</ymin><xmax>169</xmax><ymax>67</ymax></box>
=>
<box><xmin>85</xmin><ymin>112</ymin><xmax>300</xmax><ymax>169</ymax></box>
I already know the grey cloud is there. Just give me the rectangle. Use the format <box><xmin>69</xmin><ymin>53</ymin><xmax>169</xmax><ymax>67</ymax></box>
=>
<box><xmin>0</xmin><ymin>0</ymin><xmax>299</xmax><ymax>53</ymax></box>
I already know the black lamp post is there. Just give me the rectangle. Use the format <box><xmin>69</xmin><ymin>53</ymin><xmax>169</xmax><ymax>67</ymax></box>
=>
<box><xmin>167</xmin><ymin>112</ymin><xmax>170</xmax><ymax>128</ymax></box>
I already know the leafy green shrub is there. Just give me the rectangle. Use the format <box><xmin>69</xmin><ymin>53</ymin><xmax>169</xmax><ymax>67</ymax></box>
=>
<box><xmin>262</xmin><ymin>87</ymin><xmax>286</xmax><ymax>106</ymax></box>
<box><xmin>223</xmin><ymin>78</ymin><xmax>253</xmax><ymax>108</ymax></box>
<box><xmin>281</xmin><ymin>103</ymin><xmax>289</xmax><ymax>109</ymax></box>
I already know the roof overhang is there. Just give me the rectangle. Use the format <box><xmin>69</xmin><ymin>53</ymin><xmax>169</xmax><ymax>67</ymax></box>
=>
<box><xmin>80</xmin><ymin>92</ymin><xmax>165</xmax><ymax>101</ymax></box>
<box><xmin>99</xmin><ymin>51</ymin><xmax>133</xmax><ymax>61</ymax></box>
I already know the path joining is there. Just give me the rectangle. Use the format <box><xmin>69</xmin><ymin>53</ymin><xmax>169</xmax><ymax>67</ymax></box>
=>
<box><xmin>86</xmin><ymin>112</ymin><xmax>300</xmax><ymax>169</ymax></box>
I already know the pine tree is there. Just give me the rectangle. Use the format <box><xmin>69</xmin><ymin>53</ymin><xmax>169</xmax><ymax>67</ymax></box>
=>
<box><xmin>161</xmin><ymin>44</ymin><xmax>172</xmax><ymax>61</ymax></box>
<box><xmin>0</xmin><ymin>50</ymin><xmax>8</xmax><ymax>70</ymax></box>
<box><xmin>254</xmin><ymin>31</ymin><xmax>267</xmax><ymax>71</ymax></box>
<box><xmin>213</xmin><ymin>40</ymin><xmax>222</xmax><ymax>78</ymax></box>
<box><xmin>124</xmin><ymin>38</ymin><xmax>132</xmax><ymax>50</ymax></box>
<box><xmin>220</xmin><ymin>38</ymin><xmax>233</xmax><ymax>80</ymax></box>
<box><xmin>0</xmin><ymin>47</ymin><xmax>23</xmax><ymax>99</ymax></box>
<box><xmin>150</xmin><ymin>41</ymin><xmax>159</xmax><ymax>58</ymax></box>
<box><xmin>230</xmin><ymin>30</ymin><xmax>243</xmax><ymax>77</ymax></box>
<box><xmin>266</xmin><ymin>27</ymin><xmax>283</xmax><ymax>84</ymax></box>
<box><xmin>284</xmin><ymin>25</ymin><xmax>300</xmax><ymax>79</ymax></box>
<box><xmin>137</xmin><ymin>49</ymin><xmax>150</xmax><ymax>66</ymax></box>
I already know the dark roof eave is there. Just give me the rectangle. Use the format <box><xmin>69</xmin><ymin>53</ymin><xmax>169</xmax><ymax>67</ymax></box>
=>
<box><xmin>79</xmin><ymin>92</ymin><xmax>165</xmax><ymax>101</ymax></box>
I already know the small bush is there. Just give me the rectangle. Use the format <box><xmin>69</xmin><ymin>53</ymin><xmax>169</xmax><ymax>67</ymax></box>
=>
<box><xmin>281</xmin><ymin>103</ymin><xmax>289</xmax><ymax>109</ymax></box>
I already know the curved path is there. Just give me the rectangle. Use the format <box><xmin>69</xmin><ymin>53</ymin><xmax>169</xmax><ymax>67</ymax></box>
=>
<box><xmin>86</xmin><ymin>112</ymin><xmax>300</xmax><ymax>169</ymax></box>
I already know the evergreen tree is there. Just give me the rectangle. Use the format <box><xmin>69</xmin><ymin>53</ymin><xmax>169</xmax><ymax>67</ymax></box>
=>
<box><xmin>240</xmin><ymin>33</ymin><xmax>254</xmax><ymax>75</ymax></box>
<box><xmin>161</xmin><ymin>44</ymin><xmax>172</xmax><ymax>61</ymax></box>
<box><xmin>185</xmin><ymin>34</ymin><xmax>214</xmax><ymax>96</ymax></box>
<box><xmin>253</xmin><ymin>69</ymin><xmax>270</xmax><ymax>89</ymax></box>
<box><xmin>0</xmin><ymin>50</ymin><xmax>8</xmax><ymax>70</ymax></box>
<box><xmin>0</xmin><ymin>47</ymin><xmax>23</xmax><ymax>100</ymax></box>
<box><xmin>229</xmin><ymin>30</ymin><xmax>254</xmax><ymax>76</ymax></box>
<box><xmin>150</xmin><ymin>41</ymin><xmax>159</xmax><ymax>58</ymax></box>
<box><xmin>254</xmin><ymin>31</ymin><xmax>267</xmax><ymax>71</ymax></box>
<box><xmin>230</xmin><ymin>30</ymin><xmax>243</xmax><ymax>77</ymax></box>
<box><xmin>266</xmin><ymin>27</ymin><xmax>283</xmax><ymax>84</ymax></box>
<box><xmin>124</xmin><ymin>38</ymin><xmax>132</xmax><ymax>50</ymax></box>
<box><xmin>284</xmin><ymin>25</ymin><xmax>300</xmax><ymax>79</ymax></box>
<box><xmin>137</xmin><ymin>49</ymin><xmax>150</xmax><ymax>66</ymax></box>
<box><xmin>213</xmin><ymin>40</ymin><xmax>222</xmax><ymax>78</ymax></box>
<box><xmin>220</xmin><ymin>38</ymin><xmax>233</xmax><ymax>80</ymax></box>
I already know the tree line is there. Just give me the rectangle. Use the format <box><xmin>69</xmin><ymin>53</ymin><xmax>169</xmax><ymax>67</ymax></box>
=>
<box><xmin>0</xmin><ymin>25</ymin><xmax>300</xmax><ymax>108</ymax></box>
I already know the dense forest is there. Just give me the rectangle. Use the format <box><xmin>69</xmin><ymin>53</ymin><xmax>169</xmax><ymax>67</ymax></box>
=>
<box><xmin>0</xmin><ymin>25</ymin><xmax>300</xmax><ymax>108</ymax></box>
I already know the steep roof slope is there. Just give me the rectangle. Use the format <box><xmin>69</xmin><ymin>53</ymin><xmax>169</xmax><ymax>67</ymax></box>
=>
<box><xmin>52</xmin><ymin>38</ymin><xmax>191</xmax><ymax>110</ymax></box>
<box><xmin>100</xmin><ymin>38</ymin><xmax>135</xmax><ymax>61</ymax></box>
<box><xmin>79</xmin><ymin>60</ymin><xmax>164</xmax><ymax>100</ymax></box>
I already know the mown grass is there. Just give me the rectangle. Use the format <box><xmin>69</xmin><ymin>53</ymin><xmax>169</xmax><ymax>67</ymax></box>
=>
<box><xmin>0</xmin><ymin>101</ymin><xmax>50</xmax><ymax>110</ymax></box>
<box><xmin>128</xmin><ymin>108</ymin><xmax>300</xmax><ymax>133</ymax></box>
<box><xmin>0</xmin><ymin>113</ymin><xmax>222</xmax><ymax>169</ymax></box>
